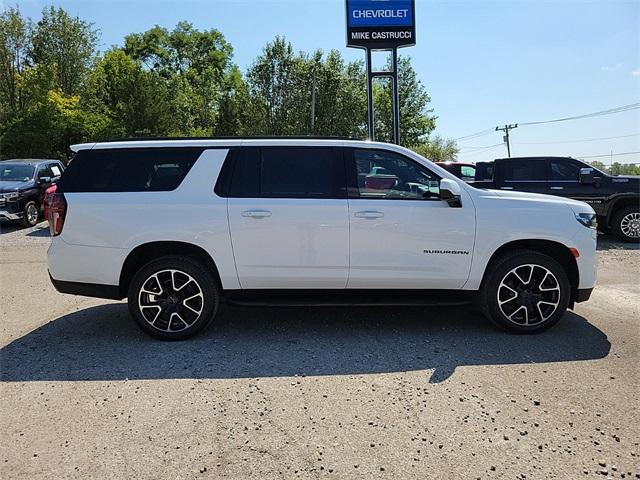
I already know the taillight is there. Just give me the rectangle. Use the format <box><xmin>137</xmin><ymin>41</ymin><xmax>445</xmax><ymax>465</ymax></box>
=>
<box><xmin>48</xmin><ymin>193</ymin><xmax>67</xmax><ymax>236</ymax></box>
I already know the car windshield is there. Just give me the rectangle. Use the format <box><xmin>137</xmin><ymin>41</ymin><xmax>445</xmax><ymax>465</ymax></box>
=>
<box><xmin>0</xmin><ymin>164</ymin><xmax>35</xmax><ymax>182</ymax></box>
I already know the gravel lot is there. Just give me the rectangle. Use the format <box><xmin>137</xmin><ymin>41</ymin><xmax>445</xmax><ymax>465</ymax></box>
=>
<box><xmin>1</xmin><ymin>221</ymin><xmax>638</xmax><ymax>479</ymax></box>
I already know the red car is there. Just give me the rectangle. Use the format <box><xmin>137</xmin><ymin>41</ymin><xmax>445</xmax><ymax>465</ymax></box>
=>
<box><xmin>43</xmin><ymin>183</ymin><xmax>57</xmax><ymax>220</ymax></box>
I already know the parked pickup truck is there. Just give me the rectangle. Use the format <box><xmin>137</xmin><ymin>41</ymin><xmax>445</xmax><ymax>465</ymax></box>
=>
<box><xmin>471</xmin><ymin>156</ymin><xmax>639</xmax><ymax>242</ymax></box>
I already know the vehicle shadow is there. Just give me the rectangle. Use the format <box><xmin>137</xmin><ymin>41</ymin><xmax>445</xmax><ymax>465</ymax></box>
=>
<box><xmin>0</xmin><ymin>304</ymin><xmax>610</xmax><ymax>384</ymax></box>
<box><xmin>0</xmin><ymin>220</ymin><xmax>47</xmax><ymax>235</ymax></box>
<box><xmin>597</xmin><ymin>233</ymin><xmax>640</xmax><ymax>251</ymax></box>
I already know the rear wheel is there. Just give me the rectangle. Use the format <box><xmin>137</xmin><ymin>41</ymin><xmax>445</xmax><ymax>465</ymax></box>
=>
<box><xmin>611</xmin><ymin>206</ymin><xmax>640</xmax><ymax>243</ymax></box>
<box><xmin>480</xmin><ymin>250</ymin><xmax>571</xmax><ymax>333</ymax></box>
<box><xmin>127</xmin><ymin>255</ymin><xmax>220</xmax><ymax>340</ymax></box>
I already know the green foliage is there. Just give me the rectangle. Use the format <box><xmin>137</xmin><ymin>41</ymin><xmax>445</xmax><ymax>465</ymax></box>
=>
<box><xmin>590</xmin><ymin>160</ymin><xmax>640</xmax><ymax>176</ymax></box>
<box><xmin>0</xmin><ymin>8</ymin><xmax>440</xmax><ymax>160</ymax></box>
<box><xmin>30</xmin><ymin>6</ymin><xmax>98</xmax><ymax>95</ymax></box>
<box><xmin>410</xmin><ymin>136</ymin><xmax>459</xmax><ymax>162</ymax></box>
<box><xmin>373</xmin><ymin>56</ymin><xmax>436</xmax><ymax>146</ymax></box>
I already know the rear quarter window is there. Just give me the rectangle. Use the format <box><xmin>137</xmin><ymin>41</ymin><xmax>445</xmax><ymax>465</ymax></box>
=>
<box><xmin>57</xmin><ymin>148</ymin><xmax>204</xmax><ymax>193</ymax></box>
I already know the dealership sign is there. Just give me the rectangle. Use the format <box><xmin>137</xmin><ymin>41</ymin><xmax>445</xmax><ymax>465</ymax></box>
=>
<box><xmin>346</xmin><ymin>0</ymin><xmax>416</xmax><ymax>48</ymax></box>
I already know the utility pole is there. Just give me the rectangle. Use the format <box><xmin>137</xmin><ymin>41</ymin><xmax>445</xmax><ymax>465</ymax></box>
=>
<box><xmin>496</xmin><ymin>124</ymin><xmax>518</xmax><ymax>157</ymax></box>
<box><xmin>310</xmin><ymin>68</ymin><xmax>316</xmax><ymax>134</ymax></box>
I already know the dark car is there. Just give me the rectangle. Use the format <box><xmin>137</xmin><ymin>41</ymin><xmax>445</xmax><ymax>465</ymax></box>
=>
<box><xmin>0</xmin><ymin>159</ymin><xmax>65</xmax><ymax>227</ymax></box>
<box><xmin>470</xmin><ymin>156</ymin><xmax>640</xmax><ymax>242</ymax></box>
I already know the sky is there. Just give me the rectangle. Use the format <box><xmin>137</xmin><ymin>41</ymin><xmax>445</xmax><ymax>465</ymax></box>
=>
<box><xmin>3</xmin><ymin>0</ymin><xmax>639</xmax><ymax>164</ymax></box>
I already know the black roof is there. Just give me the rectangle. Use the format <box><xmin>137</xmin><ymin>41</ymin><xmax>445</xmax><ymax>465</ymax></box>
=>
<box><xmin>1</xmin><ymin>158</ymin><xmax>62</xmax><ymax>165</ymax></box>
<box><xmin>495</xmin><ymin>156</ymin><xmax>576</xmax><ymax>161</ymax></box>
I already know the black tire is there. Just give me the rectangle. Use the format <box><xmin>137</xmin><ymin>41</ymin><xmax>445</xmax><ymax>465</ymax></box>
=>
<box><xmin>611</xmin><ymin>206</ymin><xmax>640</xmax><ymax>243</ymax></box>
<box><xmin>21</xmin><ymin>200</ymin><xmax>39</xmax><ymax>227</ymax></box>
<box><xmin>127</xmin><ymin>255</ymin><xmax>220</xmax><ymax>340</ymax></box>
<box><xmin>479</xmin><ymin>250</ymin><xmax>571</xmax><ymax>334</ymax></box>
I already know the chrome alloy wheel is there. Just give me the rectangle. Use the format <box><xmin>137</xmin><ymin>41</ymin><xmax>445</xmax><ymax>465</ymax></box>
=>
<box><xmin>620</xmin><ymin>212</ymin><xmax>640</xmax><ymax>238</ymax></box>
<box><xmin>138</xmin><ymin>269</ymin><xmax>204</xmax><ymax>332</ymax></box>
<box><xmin>497</xmin><ymin>264</ymin><xmax>561</xmax><ymax>326</ymax></box>
<box><xmin>26</xmin><ymin>203</ymin><xmax>39</xmax><ymax>224</ymax></box>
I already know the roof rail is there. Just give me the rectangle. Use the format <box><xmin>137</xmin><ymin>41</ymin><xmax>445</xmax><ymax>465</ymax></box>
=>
<box><xmin>104</xmin><ymin>135</ymin><xmax>364</xmax><ymax>142</ymax></box>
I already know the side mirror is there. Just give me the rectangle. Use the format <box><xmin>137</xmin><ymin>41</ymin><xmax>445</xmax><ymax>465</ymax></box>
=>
<box><xmin>579</xmin><ymin>168</ymin><xmax>597</xmax><ymax>185</ymax></box>
<box><xmin>38</xmin><ymin>176</ymin><xmax>52</xmax><ymax>184</ymax></box>
<box><xmin>440</xmin><ymin>178</ymin><xmax>462</xmax><ymax>208</ymax></box>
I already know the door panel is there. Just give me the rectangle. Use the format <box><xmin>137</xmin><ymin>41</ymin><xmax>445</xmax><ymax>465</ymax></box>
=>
<box><xmin>228</xmin><ymin>198</ymin><xmax>349</xmax><ymax>288</ymax></box>
<box><xmin>499</xmin><ymin>158</ymin><xmax>548</xmax><ymax>194</ymax></box>
<box><xmin>348</xmin><ymin>197</ymin><xmax>475</xmax><ymax>288</ymax></box>
<box><xmin>346</xmin><ymin>148</ymin><xmax>475</xmax><ymax>289</ymax></box>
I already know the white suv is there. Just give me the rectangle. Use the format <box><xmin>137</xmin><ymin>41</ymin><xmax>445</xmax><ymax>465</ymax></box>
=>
<box><xmin>47</xmin><ymin>139</ymin><xmax>597</xmax><ymax>340</ymax></box>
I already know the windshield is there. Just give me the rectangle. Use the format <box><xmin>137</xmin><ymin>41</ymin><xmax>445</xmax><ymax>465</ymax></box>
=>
<box><xmin>0</xmin><ymin>164</ymin><xmax>35</xmax><ymax>182</ymax></box>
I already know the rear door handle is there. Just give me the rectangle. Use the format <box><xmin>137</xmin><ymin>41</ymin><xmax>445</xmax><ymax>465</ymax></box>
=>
<box><xmin>550</xmin><ymin>186</ymin><xmax>564</xmax><ymax>190</ymax></box>
<box><xmin>241</xmin><ymin>209</ymin><xmax>272</xmax><ymax>218</ymax></box>
<box><xmin>500</xmin><ymin>186</ymin><xmax>514</xmax><ymax>190</ymax></box>
<box><xmin>354</xmin><ymin>210</ymin><xmax>384</xmax><ymax>219</ymax></box>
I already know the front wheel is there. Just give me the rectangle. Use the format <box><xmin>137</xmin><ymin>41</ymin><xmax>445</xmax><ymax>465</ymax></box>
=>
<box><xmin>127</xmin><ymin>255</ymin><xmax>220</xmax><ymax>340</ymax></box>
<box><xmin>22</xmin><ymin>201</ymin><xmax>39</xmax><ymax>227</ymax></box>
<box><xmin>479</xmin><ymin>250</ymin><xmax>571</xmax><ymax>333</ymax></box>
<box><xmin>611</xmin><ymin>206</ymin><xmax>640</xmax><ymax>243</ymax></box>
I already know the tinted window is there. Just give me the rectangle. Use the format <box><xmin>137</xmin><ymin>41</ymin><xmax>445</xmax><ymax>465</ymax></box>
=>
<box><xmin>50</xmin><ymin>164</ymin><xmax>63</xmax><ymax>177</ymax></box>
<box><xmin>351</xmin><ymin>149</ymin><xmax>440</xmax><ymax>200</ymax></box>
<box><xmin>504</xmin><ymin>160</ymin><xmax>547</xmax><ymax>181</ymax></box>
<box><xmin>228</xmin><ymin>147</ymin><xmax>343</xmax><ymax>199</ymax></box>
<box><xmin>0</xmin><ymin>164</ymin><xmax>34</xmax><ymax>182</ymax></box>
<box><xmin>38</xmin><ymin>165</ymin><xmax>53</xmax><ymax>179</ymax></box>
<box><xmin>550</xmin><ymin>159</ymin><xmax>581</xmax><ymax>181</ymax></box>
<box><xmin>58</xmin><ymin>148</ymin><xmax>203</xmax><ymax>193</ymax></box>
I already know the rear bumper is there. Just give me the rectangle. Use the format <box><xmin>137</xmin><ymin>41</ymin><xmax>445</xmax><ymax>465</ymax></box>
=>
<box><xmin>49</xmin><ymin>273</ymin><xmax>123</xmax><ymax>300</ymax></box>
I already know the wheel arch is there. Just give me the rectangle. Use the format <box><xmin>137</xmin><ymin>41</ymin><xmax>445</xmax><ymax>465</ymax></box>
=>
<box><xmin>481</xmin><ymin>239</ymin><xmax>579</xmax><ymax>301</ymax></box>
<box><xmin>119</xmin><ymin>241</ymin><xmax>222</xmax><ymax>298</ymax></box>
<box><xmin>605</xmin><ymin>195</ymin><xmax>639</xmax><ymax>228</ymax></box>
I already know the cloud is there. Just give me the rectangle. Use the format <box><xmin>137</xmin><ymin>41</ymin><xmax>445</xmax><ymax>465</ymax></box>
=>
<box><xmin>632</xmin><ymin>68</ymin><xmax>640</xmax><ymax>77</ymax></box>
<box><xmin>601</xmin><ymin>63</ymin><xmax>623</xmax><ymax>72</ymax></box>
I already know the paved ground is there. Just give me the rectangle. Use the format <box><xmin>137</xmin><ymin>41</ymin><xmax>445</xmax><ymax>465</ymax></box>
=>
<box><xmin>1</xmin><ymin>221</ymin><xmax>638</xmax><ymax>479</ymax></box>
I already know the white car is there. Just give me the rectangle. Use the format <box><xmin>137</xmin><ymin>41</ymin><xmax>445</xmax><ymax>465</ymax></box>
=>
<box><xmin>47</xmin><ymin>139</ymin><xmax>597</xmax><ymax>340</ymax></box>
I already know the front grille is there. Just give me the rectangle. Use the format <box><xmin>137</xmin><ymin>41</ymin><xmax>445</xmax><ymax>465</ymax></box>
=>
<box><xmin>0</xmin><ymin>198</ymin><xmax>6</xmax><ymax>207</ymax></box>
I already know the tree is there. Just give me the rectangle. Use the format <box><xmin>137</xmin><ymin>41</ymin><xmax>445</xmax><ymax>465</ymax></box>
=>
<box><xmin>87</xmin><ymin>49</ymin><xmax>175</xmax><ymax>138</ymax></box>
<box><xmin>410</xmin><ymin>136</ymin><xmax>459</xmax><ymax>162</ymax></box>
<box><xmin>0</xmin><ymin>7</ymin><xmax>32</xmax><ymax>118</ymax></box>
<box><xmin>373</xmin><ymin>56</ymin><xmax>436</xmax><ymax>146</ymax></box>
<box><xmin>124</xmin><ymin>22</ymin><xmax>234</xmax><ymax>134</ymax></box>
<box><xmin>30</xmin><ymin>6</ymin><xmax>98</xmax><ymax>95</ymax></box>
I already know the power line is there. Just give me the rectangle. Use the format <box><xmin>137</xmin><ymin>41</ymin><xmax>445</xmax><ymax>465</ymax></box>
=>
<box><xmin>518</xmin><ymin>103</ymin><xmax>640</xmax><ymax>127</ymax></box>
<box><xmin>576</xmin><ymin>151</ymin><xmax>640</xmax><ymax>159</ymax></box>
<box><xmin>454</xmin><ymin>103</ymin><xmax>640</xmax><ymax>143</ymax></box>
<box><xmin>516</xmin><ymin>133</ymin><xmax>640</xmax><ymax>145</ymax></box>
<box><xmin>454</xmin><ymin>128</ymin><xmax>495</xmax><ymax>142</ymax></box>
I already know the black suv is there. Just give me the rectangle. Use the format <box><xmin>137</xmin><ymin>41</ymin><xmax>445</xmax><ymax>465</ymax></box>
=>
<box><xmin>0</xmin><ymin>159</ymin><xmax>65</xmax><ymax>227</ymax></box>
<box><xmin>471</xmin><ymin>156</ymin><xmax>639</xmax><ymax>242</ymax></box>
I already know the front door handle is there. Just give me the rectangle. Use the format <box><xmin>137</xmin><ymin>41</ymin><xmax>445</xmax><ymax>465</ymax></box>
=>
<box><xmin>354</xmin><ymin>210</ymin><xmax>384</xmax><ymax>219</ymax></box>
<box><xmin>550</xmin><ymin>186</ymin><xmax>564</xmax><ymax>190</ymax></box>
<box><xmin>500</xmin><ymin>186</ymin><xmax>514</xmax><ymax>190</ymax></box>
<box><xmin>241</xmin><ymin>209</ymin><xmax>272</xmax><ymax>218</ymax></box>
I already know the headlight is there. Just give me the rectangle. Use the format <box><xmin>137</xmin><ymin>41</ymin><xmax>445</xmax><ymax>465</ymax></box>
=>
<box><xmin>3</xmin><ymin>192</ymin><xmax>20</xmax><ymax>201</ymax></box>
<box><xmin>575</xmin><ymin>212</ymin><xmax>597</xmax><ymax>229</ymax></box>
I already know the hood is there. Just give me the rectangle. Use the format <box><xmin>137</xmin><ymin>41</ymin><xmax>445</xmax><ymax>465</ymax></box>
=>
<box><xmin>487</xmin><ymin>189</ymin><xmax>595</xmax><ymax>214</ymax></box>
<box><xmin>0</xmin><ymin>180</ymin><xmax>35</xmax><ymax>193</ymax></box>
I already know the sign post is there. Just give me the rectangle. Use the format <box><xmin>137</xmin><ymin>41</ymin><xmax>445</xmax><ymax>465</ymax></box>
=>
<box><xmin>346</xmin><ymin>0</ymin><xmax>416</xmax><ymax>144</ymax></box>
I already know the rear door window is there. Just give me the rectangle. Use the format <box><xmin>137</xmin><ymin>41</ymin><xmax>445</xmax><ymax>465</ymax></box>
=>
<box><xmin>58</xmin><ymin>148</ymin><xmax>204</xmax><ymax>192</ymax></box>
<box><xmin>503</xmin><ymin>160</ymin><xmax>547</xmax><ymax>182</ymax></box>
<box><xmin>228</xmin><ymin>147</ymin><xmax>344</xmax><ymax>199</ymax></box>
